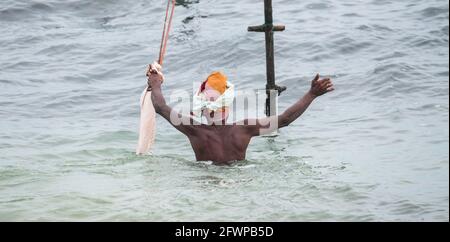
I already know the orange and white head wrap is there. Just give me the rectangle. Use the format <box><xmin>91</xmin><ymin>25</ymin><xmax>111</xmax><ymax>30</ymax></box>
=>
<box><xmin>192</xmin><ymin>72</ymin><xmax>235</xmax><ymax>119</ymax></box>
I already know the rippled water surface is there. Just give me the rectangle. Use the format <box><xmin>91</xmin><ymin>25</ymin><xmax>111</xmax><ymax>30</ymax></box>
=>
<box><xmin>0</xmin><ymin>0</ymin><xmax>448</xmax><ymax>221</ymax></box>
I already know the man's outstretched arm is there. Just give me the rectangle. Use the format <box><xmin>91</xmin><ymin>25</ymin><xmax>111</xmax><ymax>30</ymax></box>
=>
<box><xmin>147</xmin><ymin>64</ymin><xmax>199</xmax><ymax>136</ymax></box>
<box><xmin>243</xmin><ymin>74</ymin><xmax>334</xmax><ymax>136</ymax></box>
<box><xmin>278</xmin><ymin>74</ymin><xmax>334</xmax><ymax>128</ymax></box>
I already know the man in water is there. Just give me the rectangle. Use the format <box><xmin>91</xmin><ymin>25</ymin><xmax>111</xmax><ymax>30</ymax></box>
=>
<box><xmin>147</xmin><ymin>63</ymin><xmax>334</xmax><ymax>165</ymax></box>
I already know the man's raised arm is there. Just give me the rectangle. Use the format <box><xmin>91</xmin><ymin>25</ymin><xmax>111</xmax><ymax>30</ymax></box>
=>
<box><xmin>147</xmin><ymin>64</ymin><xmax>199</xmax><ymax>136</ymax></box>
<box><xmin>278</xmin><ymin>74</ymin><xmax>334</xmax><ymax>128</ymax></box>
<box><xmin>243</xmin><ymin>74</ymin><xmax>334</xmax><ymax>136</ymax></box>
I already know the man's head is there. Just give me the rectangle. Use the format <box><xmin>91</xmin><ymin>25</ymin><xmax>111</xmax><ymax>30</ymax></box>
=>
<box><xmin>194</xmin><ymin>72</ymin><xmax>233</xmax><ymax>125</ymax></box>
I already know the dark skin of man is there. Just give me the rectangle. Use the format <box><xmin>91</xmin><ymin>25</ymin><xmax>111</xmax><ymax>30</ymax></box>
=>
<box><xmin>147</xmin><ymin>66</ymin><xmax>334</xmax><ymax>165</ymax></box>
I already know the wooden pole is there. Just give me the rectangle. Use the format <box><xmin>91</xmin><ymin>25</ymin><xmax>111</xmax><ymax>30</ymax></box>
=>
<box><xmin>248</xmin><ymin>0</ymin><xmax>286</xmax><ymax>116</ymax></box>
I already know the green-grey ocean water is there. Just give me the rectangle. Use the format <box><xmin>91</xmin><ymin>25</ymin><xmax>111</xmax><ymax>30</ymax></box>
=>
<box><xmin>0</xmin><ymin>0</ymin><xmax>448</xmax><ymax>221</ymax></box>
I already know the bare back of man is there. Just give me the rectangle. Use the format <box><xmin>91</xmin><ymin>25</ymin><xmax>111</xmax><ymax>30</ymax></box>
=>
<box><xmin>146</xmin><ymin>64</ymin><xmax>334</xmax><ymax>165</ymax></box>
<box><xmin>187</xmin><ymin>124</ymin><xmax>251</xmax><ymax>164</ymax></box>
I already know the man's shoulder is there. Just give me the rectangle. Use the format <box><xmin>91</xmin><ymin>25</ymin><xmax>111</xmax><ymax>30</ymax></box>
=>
<box><xmin>226</xmin><ymin>123</ymin><xmax>255</xmax><ymax>137</ymax></box>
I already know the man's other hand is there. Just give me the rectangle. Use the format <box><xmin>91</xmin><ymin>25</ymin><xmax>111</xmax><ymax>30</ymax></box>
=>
<box><xmin>146</xmin><ymin>61</ymin><xmax>164</xmax><ymax>89</ymax></box>
<box><xmin>309</xmin><ymin>74</ymin><xmax>334</xmax><ymax>97</ymax></box>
